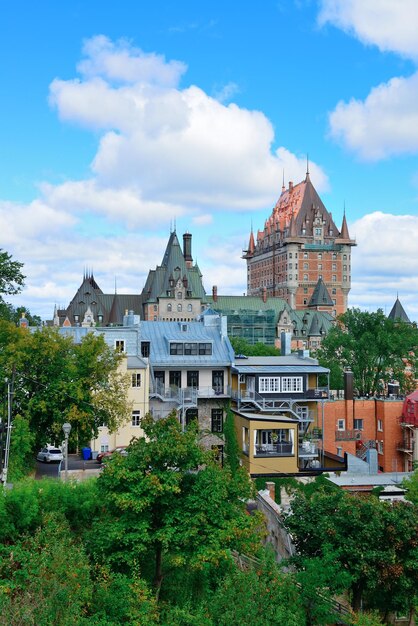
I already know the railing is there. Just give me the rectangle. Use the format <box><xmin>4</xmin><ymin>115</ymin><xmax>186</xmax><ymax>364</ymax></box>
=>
<box><xmin>255</xmin><ymin>443</ymin><xmax>293</xmax><ymax>456</ymax></box>
<box><xmin>335</xmin><ymin>429</ymin><xmax>362</xmax><ymax>441</ymax></box>
<box><xmin>356</xmin><ymin>439</ymin><xmax>376</xmax><ymax>460</ymax></box>
<box><xmin>396</xmin><ymin>440</ymin><xmax>413</xmax><ymax>453</ymax></box>
<box><xmin>231</xmin><ymin>387</ymin><xmax>327</xmax><ymax>412</ymax></box>
<box><xmin>150</xmin><ymin>381</ymin><xmax>230</xmax><ymax>404</ymax></box>
<box><xmin>299</xmin><ymin>442</ymin><xmax>318</xmax><ymax>456</ymax></box>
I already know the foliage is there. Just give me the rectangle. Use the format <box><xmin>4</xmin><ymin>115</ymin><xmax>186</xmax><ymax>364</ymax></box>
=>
<box><xmin>7</xmin><ymin>414</ymin><xmax>35</xmax><ymax>482</ymax></box>
<box><xmin>223</xmin><ymin>406</ymin><xmax>240</xmax><ymax>475</ymax></box>
<box><xmin>0</xmin><ymin>512</ymin><xmax>92</xmax><ymax>626</ymax></box>
<box><xmin>0</xmin><ymin>302</ymin><xmax>41</xmax><ymax>326</ymax></box>
<box><xmin>0</xmin><ymin>323</ymin><xmax>131</xmax><ymax>451</ymax></box>
<box><xmin>284</xmin><ymin>485</ymin><xmax>418</xmax><ymax>614</ymax></box>
<box><xmin>403</xmin><ymin>468</ymin><xmax>418</xmax><ymax>505</ymax></box>
<box><xmin>315</xmin><ymin>308</ymin><xmax>418</xmax><ymax>396</ymax></box>
<box><xmin>93</xmin><ymin>413</ymin><xmax>260</xmax><ymax>598</ymax></box>
<box><xmin>0</xmin><ymin>249</ymin><xmax>25</xmax><ymax>297</ymax></box>
<box><xmin>230</xmin><ymin>336</ymin><xmax>280</xmax><ymax>356</ymax></box>
<box><xmin>209</xmin><ymin>551</ymin><xmax>305</xmax><ymax>626</ymax></box>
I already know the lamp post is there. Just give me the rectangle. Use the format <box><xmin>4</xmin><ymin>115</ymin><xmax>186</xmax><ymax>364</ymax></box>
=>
<box><xmin>62</xmin><ymin>422</ymin><xmax>71</xmax><ymax>481</ymax></box>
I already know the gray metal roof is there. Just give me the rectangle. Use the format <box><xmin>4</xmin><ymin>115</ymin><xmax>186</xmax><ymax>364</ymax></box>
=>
<box><xmin>232</xmin><ymin>410</ymin><xmax>298</xmax><ymax>423</ymax></box>
<box><xmin>139</xmin><ymin>320</ymin><xmax>234</xmax><ymax>367</ymax></box>
<box><xmin>127</xmin><ymin>356</ymin><xmax>147</xmax><ymax>369</ymax></box>
<box><xmin>232</xmin><ymin>364</ymin><xmax>329</xmax><ymax>374</ymax></box>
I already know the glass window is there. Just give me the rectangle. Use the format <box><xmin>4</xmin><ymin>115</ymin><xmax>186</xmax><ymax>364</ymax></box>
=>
<box><xmin>115</xmin><ymin>340</ymin><xmax>125</xmax><ymax>353</ymax></box>
<box><xmin>184</xmin><ymin>343</ymin><xmax>198</xmax><ymax>355</ymax></box>
<box><xmin>332</xmin><ymin>275</ymin><xmax>336</xmax><ymax>282</ymax></box>
<box><xmin>170</xmin><ymin>343</ymin><xmax>184</xmax><ymax>355</ymax></box>
<box><xmin>177</xmin><ymin>292</ymin><xmax>182</xmax><ymax>299</ymax></box>
<box><xmin>131</xmin><ymin>373</ymin><xmax>141</xmax><ymax>387</ymax></box>
<box><xmin>132</xmin><ymin>410</ymin><xmax>141</xmax><ymax>427</ymax></box>
<box><xmin>281</xmin><ymin>377</ymin><xmax>302</xmax><ymax>392</ymax></box>
<box><xmin>167</xmin><ymin>303</ymin><xmax>172</xmax><ymax>312</ymax></box>
<box><xmin>337</xmin><ymin>419</ymin><xmax>345</xmax><ymax>431</ymax></box>
<box><xmin>259</xmin><ymin>377</ymin><xmax>280</xmax><ymax>392</ymax></box>
<box><xmin>187</xmin><ymin>303</ymin><xmax>193</xmax><ymax>312</ymax></box>
<box><xmin>354</xmin><ymin>419</ymin><xmax>363</xmax><ymax>430</ymax></box>
<box><xmin>199</xmin><ymin>343</ymin><xmax>212</xmax><ymax>355</ymax></box>
<box><xmin>187</xmin><ymin>371</ymin><xmax>199</xmax><ymax>387</ymax></box>
<box><xmin>141</xmin><ymin>342</ymin><xmax>150</xmax><ymax>357</ymax></box>
<box><xmin>211</xmin><ymin>409</ymin><xmax>223</xmax><ymax>433</ymax></box>
<box><xmin>177</xmin><ymin>303</ymin><xmax>182</xmax><ymax>312</ymax></box>
<box><xmin>186</xmin><ymin>408</ymin><xmax>198</xmax><ymax>426</ymax></box>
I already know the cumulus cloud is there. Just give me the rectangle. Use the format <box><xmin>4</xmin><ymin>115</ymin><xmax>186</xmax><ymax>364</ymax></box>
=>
<box><xmin>349</xmin><ymin>211</ymin><xmax>418</xmax><ymax>319</ymax></box>
<box><xmin>320</xmin><ymin>1</ymin><xmax>418</xmax><ymax>160</ymax></box>
<box><xmin>318</xmin><ymin>0</ymin><xmax>418</xmax><ymax>60</ymax></box>
<box><xmin>49</xmin><ymin>36</ymin><xmax>328</xmax><ymax>212</ymax></box>
<box><xmin>329</xmin><ymin>72</ymin><xmax>418</xmax><ymax>160</ymax></box>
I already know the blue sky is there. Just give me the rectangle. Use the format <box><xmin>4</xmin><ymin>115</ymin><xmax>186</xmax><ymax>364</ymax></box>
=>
<box><xmin>1</xmin><ymin>0</ymin><xmax>418</xmax><ymax>320</ymax></box>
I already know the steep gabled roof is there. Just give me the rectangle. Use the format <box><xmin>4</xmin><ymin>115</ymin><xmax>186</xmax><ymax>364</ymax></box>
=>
<box><xmin>142</xmin><ymin>231</ymin><xmax>207</xmax><ymax>302</ymax></box>
<box><xmin>308</xmin><ymin>278</ymin><xmax>333</xmax><ymax>308</ymax></box>
<box><xmin>388</xmin><ymin>297</ymin><xmax>411</xmax><ymax>324</ymax></box>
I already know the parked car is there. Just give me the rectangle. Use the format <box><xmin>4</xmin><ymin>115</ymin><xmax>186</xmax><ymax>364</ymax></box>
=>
<box><xmin>96</xmin><ymin>446</ymin><xmax>128</xmax><ymax>464</ymax></box>
<box><xmin>37</xmin><ymin>446</ymin><xmax>63</xmax><ymax>463</ymax></box>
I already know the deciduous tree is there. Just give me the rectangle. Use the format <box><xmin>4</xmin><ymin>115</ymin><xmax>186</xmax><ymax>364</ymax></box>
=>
<box><xmin>316</xmin><ymin>308</ymin><xmax>418</xmax><ymax>396</ymax></box>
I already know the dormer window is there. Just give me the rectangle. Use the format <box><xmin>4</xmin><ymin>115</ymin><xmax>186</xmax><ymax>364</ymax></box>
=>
<box><xmin>177</xmin><ymin>292</ymin><xmax>182</xmax><ymax>299</ymax></box>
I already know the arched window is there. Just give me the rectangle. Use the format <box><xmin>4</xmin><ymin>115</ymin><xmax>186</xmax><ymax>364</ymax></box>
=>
<box><xmin>167</xmin><ymin>303</ymin><xmax>172</xmax><ymax>312</ymax></box>
<box><xmin>177</xmin><ymin>304</ymin><xmax>182</xmax><ymax>312</ymax></box>
<box><xmin>177</xmin><ymin>292</ymin><xmax>182</xmax><ymax>299</ymax></box>
<box><xmin>187</xmin><ymin>304</ymin><xmax>192</xmax><ymax>312</ymax></box>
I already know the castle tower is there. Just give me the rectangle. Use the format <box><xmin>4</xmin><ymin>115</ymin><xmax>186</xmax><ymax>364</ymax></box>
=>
<box><xmin>243</xmin><ymin>172</ymin><xmax>356</xmax><ymax>317</ymax></box>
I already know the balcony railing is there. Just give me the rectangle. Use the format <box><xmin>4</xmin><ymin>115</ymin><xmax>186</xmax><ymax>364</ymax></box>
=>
<box><xmin>335</xmin><ymin>429</ymin><xmax>362</xmax><ymax>441</ymax></box>
<box><xmin>396</xmin><ymin>440</ymin><xmax>413</xmax><ymax>453</ymax></box>
<box><xmin>255</xmin><ymin>442</ymin><xmax>293</xmax><ymax>456</ymax></box>
<box><xmin>150</xmin><ymin>381</ymin><xmax>230</xmax><ymax>404</ymax></box>
<box><xmin>232</xmin><ymin>387</ymin><xmax>327</xmax><ymax>412</ymax></box>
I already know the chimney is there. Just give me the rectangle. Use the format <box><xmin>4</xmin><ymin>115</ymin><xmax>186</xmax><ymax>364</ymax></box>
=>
<box><xmin>183</xmin><ymin>232</ymin><xmax>193</xmax><ymax>268</ymax></box>
<box><xmin>280</xmin><ymin>331</ymin><xmax>292</xmax><ymax>356</ymax></box>
<box><xmin>212</xmin><ymin>285</ymin><xmax>218</xmax><ymax>302</ymax></box>
<box><xmin>265</xmin><ymin>481</ymin><xmax>275</xmax><ymax>501</ymax></box>
<box><xmin>289</xmin><ymin>181</ymin><xmax>294</xmax><ymax>192</ymax></box>
<box><xmin>262</xmin><ymin>287</ymin><xmax>267</xmax><ymax>303</ymax></box>
<box><xmin>344</xmin><ymin>369</ymin><xmax>354</xmax><ymax>401</ymax></box>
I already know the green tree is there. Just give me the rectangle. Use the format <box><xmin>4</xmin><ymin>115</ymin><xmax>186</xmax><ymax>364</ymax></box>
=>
<box><xmin>284</xmin><ymin>484</ymin><xmax>418</xmax><ymax>616</ymax></box>
<box><xmin>0</xmin><ymin>249</ymin><xmax>25</xmax><ymax>297</ymax></box>
<box><xmin>230</xmin><ymin>337</ymin><xmax>280</xmax><ymax>356</ymax></box>
<box><xmin>7</xmin><ymin>414</ymin><xmax>35</xmax><ymax>482</ymax></box>
<box><xmin>316</xmin><ymin>308</ymin><xmax>418</xmax><ymax>396</ymax></box>
<box><xmin>93</xmin><ymin>413</ymin><xmax>260</xmax><ymax>600</ymax></box>
<box><xmin>0</xmin><ymin>323</ymin><xmax>131</xmax><ymax>451</ymax></box>
<box><xmin>403</xmin><ymin>469</ymin><xmax>418</xmax><ymax>505</ymax></box>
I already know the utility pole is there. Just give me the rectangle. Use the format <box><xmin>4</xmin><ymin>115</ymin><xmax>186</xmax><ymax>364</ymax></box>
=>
<box><xmin>1</xmin><ymin>372</ymin><xmax>15</xmax><ymax>488</ymax></box>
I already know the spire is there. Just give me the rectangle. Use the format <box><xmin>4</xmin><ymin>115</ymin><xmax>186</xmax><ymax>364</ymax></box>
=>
<box><xmin>282</xmin><ymin>169</ymin><xmax>285</xmax><ymax>192</ymax></box>
<box><xmin>114</xmin><ymin>276</ymin><xmax>117</xmax><ymax>294</ymax></box>
<box><xmin>288</xmin><ymin>211</ymin><xmax>297</xmax><ymax>238</ymax></box>
<box><xmin>340</xmin><ymin>208</ymin><xmax>350</xmax><ymax>240</ymax></box>
<box><xmin>305</xmin><ymin>154</ymin><xmax>310</xmax><ymax>182</ymax></box>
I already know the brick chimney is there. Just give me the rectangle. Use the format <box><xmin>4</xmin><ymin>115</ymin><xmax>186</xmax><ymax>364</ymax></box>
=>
<box><xmin>212</xmin><ymin>285</ymin><xmax>218</xmax><ymax>302</ymax></box>
<box><xmin>289</xmin><ymin>181</ymin><xmax>294</xmax><ymax>192</ymax></box>
<box><xmin>183</xmin><ymin>232</ymin><xmax>193</xmax><ymax>268</ymax></box>
<box><xmin>262</xmin><ymin>287</ymin><xmax>267</xmax><ymax>303</ymax></box>
<box><xmin>265</xmin><ymin>481</ymin><xmax>275</xmax><ymax>501</ymax></box>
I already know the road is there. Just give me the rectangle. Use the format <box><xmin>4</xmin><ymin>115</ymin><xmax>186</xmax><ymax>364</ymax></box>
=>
<box><xmin>35</xmin><ymin>454</ymin><xmax>100</xmax><ymax>479</ymax></box>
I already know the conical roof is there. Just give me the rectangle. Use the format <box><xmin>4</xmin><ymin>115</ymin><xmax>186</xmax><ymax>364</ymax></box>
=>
<box><xmin>388</xmin><ymin>297</ymin><xmax>411</xmax><ymax>323</ymax></box>
<box><xmin>308</xmin><ymin>278</ymin><xmax>333</xmax><ymax>308</ymax></box>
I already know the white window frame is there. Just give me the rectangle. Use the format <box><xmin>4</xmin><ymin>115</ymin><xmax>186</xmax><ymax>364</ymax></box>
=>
<box><xmin>354</xmin><ymin>418</ymin><xmax>363</xmax><ymax>431</ymax></box>
<box><xmin>115</xmin><ymin>339</ymin><xmax>125</xmax><ymax>353</ymax></box>
<box><xmin>377</xmin><ymin>419</ymin><xmax>383</xmax><ymax>432</ymax></box>
<box><xmin>337</xmin><ymin>419</ymin><xmax>345</xmax><ymax>431</ymax></box>
<box><xmin>377</xmin><ymin>441</ymin><xmax>384</xmax><ymax>454</ymax></box>
<box><xmin>259</xmin><ymin>377</ymin><xmax>280</xmax><ymax>393</ymax></box>
<box><xmin>132</xmin><ymin>410</ymin><xmax>141</xmax><ymax>427</ymax></box>
<box><xmin>281</xmin><ymin>377</ymin><xmax>303</xmax><ymax>393</ymax></box>
<box><xmin>131</xmin><ymin>373</ymin><xmax>141</xmax><ymax>388</ymax></box>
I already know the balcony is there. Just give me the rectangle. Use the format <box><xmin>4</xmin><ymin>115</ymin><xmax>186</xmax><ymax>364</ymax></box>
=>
<box><xmin>150</xmin><ymin>381</ymin><xmax>230</xmax><ymax>404</ymax></box>
<box><xmin>335</xmin><ymin>429</ymin><xmax>362</xmax><ymax>441</ymax></box>
<box><xmin>396</xmin><ymin>440</ymin><xmax>413</xmax><ymax>453</ymax></box>
<box><xmin>255</xmin><ymin>442</ymin><xmax>294</xmax><ymax>457</ymax></box>
<box><xmin>231</xmin><ymin>387</ymin><xmax>327</xmax><ymax>412</ymax></box>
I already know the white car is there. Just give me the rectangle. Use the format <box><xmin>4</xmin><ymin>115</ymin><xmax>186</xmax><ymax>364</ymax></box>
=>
<box><xmin>36</xmin><ymin>447</ymin><xmax>63</xmax><ymax>463</ymax></box>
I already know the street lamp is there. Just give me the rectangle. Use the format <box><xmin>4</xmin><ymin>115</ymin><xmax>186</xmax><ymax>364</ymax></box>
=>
<box><xmin>62</xmin><ymin>422</ymin><xmax>71</xmax><ymax>482</ymax></box>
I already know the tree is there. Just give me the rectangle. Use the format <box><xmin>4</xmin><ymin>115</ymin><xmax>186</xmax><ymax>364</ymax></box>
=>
<box><xmin>230</xmin><ymin>337</ymin><xmax>280</xmax><ymax>356</ymax></box>
<box><xmin>316</xmin><ymin>308</ymin><xmax>418</xmax><ymax>396</ymax></box>
<box><xmin>403</xmin><ymin>469</ymin><xmax>418</xmax><ymax>505</ymax></box>
<box><xmin>0</xmin><ymin>249</ymin><xmax>25</xmax><ymax>297</ymax></box>
<box><xmin>0</xmin><ymin>323</ymin><xmax>131</xmax><ymax>450</ymax></box>
<box><xmin>93</xmin><ymin>413</ymin><xmax>260</xmax><ymax>600</ymax></box>
<box><xmin>284</xmin><ymin>483</ymin><xmax>418</xmax><ymax>616</ymax></box>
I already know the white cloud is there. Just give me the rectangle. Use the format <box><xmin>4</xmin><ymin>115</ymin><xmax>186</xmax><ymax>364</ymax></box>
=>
<box><xmin>329</xmin><ymin>72</ymin><xmax>418</xmax><ymax>160</ymax></box>
<box><xmin>77</xmin><ymin>35</ymin><xmax>187</xmax><ymax>86</ymax></box>
<box><xmin>318</xmin><ymin>0</ymin><xmax>418</xmax><ymax>60</ymax></box>
<box><xmin>213</xmin><ymin>82</ymin><xmax>240</xmax><ymax>103</ymax></box>
<box><xmin>49</xmin><ymin>37</ymin><xmax>329</xmax><ymax>212</ymax></box>
<box><xmin>349</xmin><ymin>211</ymin><xmax>418</xmax><ymax>319</ymax></box>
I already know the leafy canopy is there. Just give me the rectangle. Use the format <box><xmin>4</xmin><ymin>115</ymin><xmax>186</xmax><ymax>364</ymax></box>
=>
<box><xmin>316</xmin><ymin>308</ymin><xmax>418</xmax><ymax>396</ymax></box>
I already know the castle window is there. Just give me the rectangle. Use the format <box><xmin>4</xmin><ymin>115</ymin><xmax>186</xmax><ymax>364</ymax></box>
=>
<box><xmin>187</xmin><ymin>304</ymin><xmax>193</xmax><ymax>312</ymax></box>
<box><xmin>318</xmin><ymin>253</ymin><xmax>322</xmax><ymax>260</ymax></box>
<box><xmin>303</xmin><ymin>274</ymin><xmax>308</xmax><ymax>281</ymax></box>
<box><xmin>303</xmin><ymin>287</ymin><xmax>308</xmax><ymax>294</ymax></box>
<box><xmin>177</xmin><ymin>304</ymin><xmax>182</xmax><ymax>312</ymax></box>
<box><xmin>153</xmin><ymin>305</ymin><xmax>158</xmax><ymax>312</ymax></box>
<box><xmin>177</xmin><ymin>292</ymin><xmax>182</xmax><ymax>299</ymax></box>
<box><xmin>289</xmin><ymin>253</ymin><xmax>292</xmax><ymax>258</ymax></box>
<box><xmin>332</xmin><ymin>288</ymin><xmax>336</xmax><ymax>295</ymax></box>
<box><xmin>332</xmin><ymin>263</ymin><xmax>337</xmax><ymax>271</ymax></box>
<box><xmin>343</xmin><ymin>254</ymin><xmax>347</xmax><ymax>260</ymax></box>
<box><xmin>74</xmin><ymin>315</ymin><xmax>79</xmax><ymax>322</ymax></box>
<box><xmin>318</xmin><ymin>264</ymin><xmax>322</xmax><ymax>270</ymax></box>
<box><xmin>167</xmin><ymin>303</ymin><xmax>172</xmax><ymax>312</ymax></box>
<box><xmin>304</xmin><ymin>262</ymin><xmax>308</xmax><ymax>270</ymax></box>
<box><xmin>332</xmin><ymin>275</ymin><xmax>336</xmax><ymax>282</ymax></box>
<box><xmin>332</xmin><ymin>253</ymin><xmax>337</xmax><ymax>260</ymax></box>
<box><xmin>303</xmin><ymin>252</ymin><xmax>308</xmax><ymax>259</ymax></box>
<box><xmin>343</xmin><ymin>265</ymin><xmax>347</xmax><ymax>271</ymax></box>
<box><xmin>343</xmin><ymin>275</ymin><xmax>347</xmax><ymax>282</ymax></box>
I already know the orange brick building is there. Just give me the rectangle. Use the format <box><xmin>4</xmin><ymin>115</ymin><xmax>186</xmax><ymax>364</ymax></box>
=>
<box><xmin>243</xmin><ymin>170</ymin><xmax>356</xmax><ymax>317</ymax></box>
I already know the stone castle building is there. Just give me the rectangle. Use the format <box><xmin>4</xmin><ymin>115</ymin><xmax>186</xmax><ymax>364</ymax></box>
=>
<box><xmin>243</xmin><ymin>170</ymin><xmax>356</xmax><ymax>317</ymax></box>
